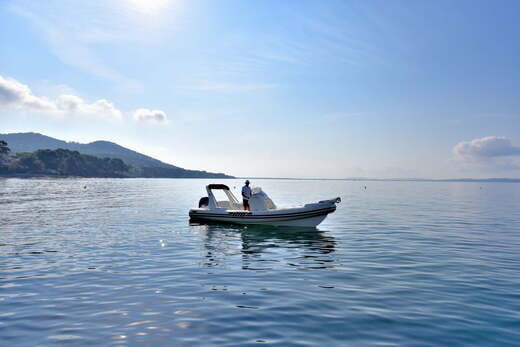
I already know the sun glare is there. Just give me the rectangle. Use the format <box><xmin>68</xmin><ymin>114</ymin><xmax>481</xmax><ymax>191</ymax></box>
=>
<box><xmin>128</xmin><ymin>0</ymin><xmax>170</xmax><ymax>15</ymax></box>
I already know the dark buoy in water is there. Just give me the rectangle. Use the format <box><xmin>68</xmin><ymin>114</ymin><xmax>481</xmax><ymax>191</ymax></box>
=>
<box><xmin>364</xmin><ymin>186</ymin><xmax>367</xmax><ymax>190</ymax></box>
<box><xmin>83</xmin><ymin>185</ymin><xmax>87</xmax><ymax>189</ymax></box>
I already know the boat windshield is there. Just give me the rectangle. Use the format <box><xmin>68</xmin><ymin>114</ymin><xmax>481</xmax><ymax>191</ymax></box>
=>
<box><xmin>212</xmin><ymin>189</ymin><xmax>231</xmax><ymax>204</ymax></box>
<box><xmin>207</xmin><ymin>185</ymin><xmax>241</xmax><ymax>209</ymax></box>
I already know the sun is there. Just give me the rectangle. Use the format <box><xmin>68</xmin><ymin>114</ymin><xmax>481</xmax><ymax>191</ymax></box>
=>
<box><xmin>127</xmin><ymin>0</ymin><xmax>170</xmax><ymax>15</ymax></box>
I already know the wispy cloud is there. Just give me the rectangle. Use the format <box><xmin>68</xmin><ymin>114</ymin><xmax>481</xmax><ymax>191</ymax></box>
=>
<box><xmin>322</xmin><ymin>112</ymin><xmax>366</xmax><ymax>122</ymax></box>
<box><xmin>181</xmin><ymin>4</ymin><xmax>389</xmax><ymax>84</ymax></box>
<box><xmin>8</xmin><ymin>1</ymin><xmax>182</xmax><ymax>91</ymax></box>
<box><xmin>187</xmin><ymin>81</ymin><xmax>277</xmax><ymax>93</ymax></box>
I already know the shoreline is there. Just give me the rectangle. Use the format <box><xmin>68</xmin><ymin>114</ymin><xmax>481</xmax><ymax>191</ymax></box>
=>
<box><xmin>0</xmin><ymin>175</ymin><xmax>234</xmax><ymax>179</ymax></box>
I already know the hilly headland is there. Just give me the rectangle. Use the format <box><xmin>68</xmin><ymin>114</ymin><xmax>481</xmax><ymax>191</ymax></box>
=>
<box><xmin>0</xmin><ymin>132</ymin><xmax>233</xmax><ymax>179</ymax></box>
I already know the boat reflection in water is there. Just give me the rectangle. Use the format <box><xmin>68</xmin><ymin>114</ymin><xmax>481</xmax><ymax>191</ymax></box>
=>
<box><xmin>190</xmin><ymin>222</ymin><xmax>336</xmax><ymax>270</ymax></box>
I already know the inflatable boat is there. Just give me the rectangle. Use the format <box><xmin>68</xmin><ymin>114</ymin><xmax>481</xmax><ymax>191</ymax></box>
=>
<box><xmin>189</xmin><ymin>184</ymin><xmax>340</xmax><ymax>227</ymax></box>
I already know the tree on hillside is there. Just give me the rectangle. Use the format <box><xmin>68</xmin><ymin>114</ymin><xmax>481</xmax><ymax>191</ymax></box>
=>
<box><xmin>0</xmin><ymin>140</ymin><xmax>10</xmax><ymax>173</ymax></box>
<box><xmin>6</xmin><ymin>148</ymin><xmax>131</xmax><ymax>177</ymax></box>
<box><xmin>0</xmin><ymin>140</ymin><xmax>10</xmax><ymax>157</ymax></box>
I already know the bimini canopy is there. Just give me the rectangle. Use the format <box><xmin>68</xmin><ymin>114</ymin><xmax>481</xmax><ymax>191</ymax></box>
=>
<box><xmin>207</xmin><ymin>184</ymin><xmax>230</xmax><ymax>190</ymax></box>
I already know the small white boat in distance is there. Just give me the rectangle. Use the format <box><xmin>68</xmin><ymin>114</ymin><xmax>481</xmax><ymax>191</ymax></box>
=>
<box><xmin>189</xmin><ymin>184</ymin><xmax>341</xmax><ymax>227</ymax></box>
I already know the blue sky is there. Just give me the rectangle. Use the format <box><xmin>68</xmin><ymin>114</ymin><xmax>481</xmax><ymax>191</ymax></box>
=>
<box><xmin>1</xmin><ymin>0</ymin><xmax>520</xmax><ymax>178</ymax></box>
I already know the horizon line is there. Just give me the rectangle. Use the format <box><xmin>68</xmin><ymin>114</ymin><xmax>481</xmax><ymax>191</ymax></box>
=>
<box><xmin>237</xmin><ymin>177</ymin><xmax>520</xmax><ymax>183</ymax></box>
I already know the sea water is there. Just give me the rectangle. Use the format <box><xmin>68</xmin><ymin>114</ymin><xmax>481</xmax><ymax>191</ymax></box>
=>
<box><xmin>1</xmin><ymin>178</ymin><xmax>519</xmax><ymax>346</ymax></box>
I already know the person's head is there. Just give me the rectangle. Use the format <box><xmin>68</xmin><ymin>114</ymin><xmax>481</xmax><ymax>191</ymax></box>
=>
<box><xmin>245</xmin><ymin>180</ymin><xmax>250</xmax><ymax>186</ymax></box>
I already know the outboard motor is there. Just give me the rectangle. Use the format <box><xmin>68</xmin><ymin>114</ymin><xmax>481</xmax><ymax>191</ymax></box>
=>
<box><xmin>198</xmin><ymin>197</ymin><xmax>209</xmax><ymax>208</ymax></box>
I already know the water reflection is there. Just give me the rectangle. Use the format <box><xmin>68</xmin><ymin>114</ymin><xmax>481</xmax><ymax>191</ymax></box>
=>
<box><xmin>190</xmin><ymin>223</ymin><xmax>336</xmax><ymax>270</ymax></box>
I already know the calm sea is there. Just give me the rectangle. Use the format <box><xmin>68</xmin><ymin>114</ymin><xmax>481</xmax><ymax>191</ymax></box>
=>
<box><xmin>1</xmin><ymin>178</ymin><xmax>519</xmax><ymax>346</ymax></box>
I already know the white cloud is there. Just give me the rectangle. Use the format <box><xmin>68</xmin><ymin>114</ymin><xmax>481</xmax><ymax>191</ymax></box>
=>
<box><xmin>0</xmin><ymin>75</ymin><xmax>56</xmax><ymax>111</ymax></box>
<box><xmin>452</xmin><ymin>136</ymin><xmax>520</xmax><ymax>174</ymax></box>
<box><xmin>453</xmin><ymin>136</ymin><xmax>520</xmax><ymax>159</ymax></box>
<box><xmin>0</xmin><ymin>75</ymin><xmax>122</xmax><ymax>120</ymax></box>
<box><xmin>133</xmin><ymin>108</ymin><xmax>168</xmax><ymax>123</ymax></box>
<box><xmin>56</xmin><ymin>95</ymin><xmax>123</xmax><ymax>120</ymax></box>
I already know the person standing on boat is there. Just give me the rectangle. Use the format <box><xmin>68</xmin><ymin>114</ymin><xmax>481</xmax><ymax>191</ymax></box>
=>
<box><xmin>242</xmin><ymin>180</ymin><xmax>252</xmax><ymax>211</ymax></box>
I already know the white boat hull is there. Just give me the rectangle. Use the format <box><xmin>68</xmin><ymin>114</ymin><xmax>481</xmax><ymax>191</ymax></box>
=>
<box><xmin>189</xmin><ymin>205</ymin><xmax>337</xmax><ymax>228</ymax></box>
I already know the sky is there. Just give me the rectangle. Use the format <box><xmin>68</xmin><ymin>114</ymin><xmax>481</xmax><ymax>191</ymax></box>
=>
<box><xmin>1</xmin><ymin>0</ymin><xmax>520</xmax><ymax>179</ymax></box>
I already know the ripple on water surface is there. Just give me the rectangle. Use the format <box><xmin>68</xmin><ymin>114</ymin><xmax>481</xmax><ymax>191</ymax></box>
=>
<box><xmin>1</xmin><ymin>178</ymin><xmax>520</xmax><ymax>346</ymax></box>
